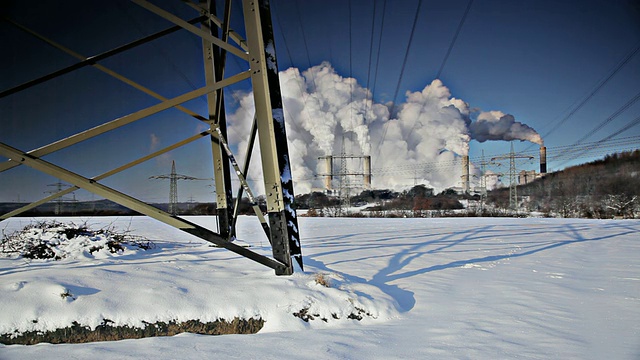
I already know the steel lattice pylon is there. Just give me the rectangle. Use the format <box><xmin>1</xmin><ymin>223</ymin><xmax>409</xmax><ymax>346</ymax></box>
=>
<box><xmin>149</xmin><ymin>161</ymin><xmax>207</xmax><ymax>216</ymax></box>
<box><xmin>0</xmin><ymin>0</ymin><xmax>302</xmax><ymax>275</ymax></box>
<box><xmin>491</xmin><ymin>142</ymin><xmax>534</xmax><ymax>210</ymax></box>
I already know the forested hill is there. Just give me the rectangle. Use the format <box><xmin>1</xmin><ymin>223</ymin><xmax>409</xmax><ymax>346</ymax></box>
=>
<box><xmin>492</xmin><ymin>149</ymin><xmax>640</xmax><ymax>218</ymax></box>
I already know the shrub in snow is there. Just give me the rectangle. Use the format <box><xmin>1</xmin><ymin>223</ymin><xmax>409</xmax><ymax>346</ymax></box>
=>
<box><xmin>314</xmin><ymin>273</ymin><xmax>331</xmax><ymax>288</ymax></box>
<box><xmin>0</xmin><ymin>221</ymin><xmax>155</xmax><ymax>260</ymax></box>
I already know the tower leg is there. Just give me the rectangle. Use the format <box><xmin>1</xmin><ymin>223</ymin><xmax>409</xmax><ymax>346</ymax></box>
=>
<box><xmin>242</xmin><ymin>0</ymin><xmax>302</xmax><ymax>274</ymax></box>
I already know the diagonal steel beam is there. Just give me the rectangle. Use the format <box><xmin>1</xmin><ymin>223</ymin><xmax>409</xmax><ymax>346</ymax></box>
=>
<box><xmin>0</xmin><ymin>142</ymin><xmax>287</xmax><ymax>272</ymax></box>
<box><xmin>0</xmin><ymin>71</ymin><xmax>250</xmax><ymax>174</ymax></box>
<box><xmin>212</xmin><ymin>125</ymin><xmax>271</xmax><ymax>239</ymax></box>
<box><xmin>1</xmin><ymin>130</ymin><xmax>214</xmax><ymax>220</ymax></box>
<box><xmin>131</xmin><ymin>0</ymin><xmax>249</xmax><ymax>61</ymax></box>
<box><xmin>0</xmin><ymin>16</ymin><xmax>206</xmax><ymax>99</ymax></box>
<box><xmin>5</xmin><ymin>18</ymin><xmax>208</xmax><ymax>122</ymax></box>
<box><xmin>230</xmin><ymin>114</ymin><xmax>261</xmax><ymax>237</ymax></box>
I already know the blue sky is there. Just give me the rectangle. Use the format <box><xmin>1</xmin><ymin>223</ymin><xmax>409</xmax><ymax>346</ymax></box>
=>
<box><xmin>1</xmin><ymin>0</ymin><xmax>639</xmax><ymax>203</ymax></box>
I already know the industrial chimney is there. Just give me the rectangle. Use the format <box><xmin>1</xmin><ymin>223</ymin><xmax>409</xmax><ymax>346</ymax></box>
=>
<box><xmin>363</xmin><ymin>156</ymin><xmax>372</xmax><ymax>189</ymax></box>
<box><xmin>540</xmin><ymin>146</ymin><xmax>547</xmax><ymax>174</ymax></box>
<box><xmin>324</xmin><ymin>156</ymin><xmax>333</xmax><ymax>191</ymax></box>
<box><xmin>461</xmin><ymin>155</ymin><xmax>470</xmax><ymax>193</ymax></box>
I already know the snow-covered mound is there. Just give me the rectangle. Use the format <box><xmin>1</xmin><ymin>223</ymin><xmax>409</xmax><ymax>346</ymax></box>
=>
<box><xmin>0</xmin><ymin>219</ymin><xmax>399</xmax><ymax>339</ymax></box>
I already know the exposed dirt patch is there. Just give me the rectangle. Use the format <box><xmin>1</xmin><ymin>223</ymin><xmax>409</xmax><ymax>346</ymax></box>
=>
<box><xmin>0</xmin><ymin>318</ymin><xmax>264</xmax><ymax>345</ymax></box>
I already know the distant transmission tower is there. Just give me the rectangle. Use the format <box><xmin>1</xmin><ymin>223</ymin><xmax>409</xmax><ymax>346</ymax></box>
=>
<box><xmin>480</xmin><ymin>151</ymin><xmax>487</xmax><ymax>211</ymax></box>
<box><xmin>338</xmin><ymin>135</ymin><xmax>350</xmax><ymax>216</ymax></box>
<box><xmin>149</xmin><ymin>161</ymin><xmax>209</xmax><ymax>216</ymax></box>
<box><xmin>509</xmin><ymin>144</ymin><xmax>517</xmax><ymax>209</ymax></box>
<box><xmin>318</xmin><ymin>135</ymin><xmax>372</xmax><ymax>216</ymax></box>
<box><xmin>45</xmin><ymin>182</ymin><xmax>74</xmax><ymax>215</ymax></box>
<box><xmin>491</xmin><ymin>143</ymin><xmax>534</xmax><ymax>210</ymax></box>
<box><xmin>479</xmin><ymin>150</ymin><xmax>503</xmax><ymax>212</ymax></box>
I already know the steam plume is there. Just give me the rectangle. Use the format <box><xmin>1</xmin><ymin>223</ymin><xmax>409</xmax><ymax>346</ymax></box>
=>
<box><xmin>470</xmin><ymin>110</ymin><xmax>543</xmax><ymax>145</ymax></box>
<box><xmin>227</xmin><ymin>62</ymin><xmax>541</xmax><ymax>194</ymax></box>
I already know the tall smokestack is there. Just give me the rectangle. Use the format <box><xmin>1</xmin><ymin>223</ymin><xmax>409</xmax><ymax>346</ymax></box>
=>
<box><xmin>462</xmin><ymin>155</ymin><xmax>470</xmax><ymax>193</ymax></box>
<box><xmin>363</xmin><ymin>156</ymin><xmax>372</xmax><ymax>190</ymax></box>
<box><xmin>324</xmin><ymin>156</ymin><xmax>333</xmax><ymax>190</ymax></box>
<box><xmin>540</xmin><ymin>146</ymin><xmax>547</xmax><ymax>174</ymax></box>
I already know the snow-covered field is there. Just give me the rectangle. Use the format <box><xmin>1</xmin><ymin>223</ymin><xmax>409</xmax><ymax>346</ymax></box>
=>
<box><xmin>1</xmin><ymin>216</ymin><xmax>639</xmax><ymax>359</ymax></box>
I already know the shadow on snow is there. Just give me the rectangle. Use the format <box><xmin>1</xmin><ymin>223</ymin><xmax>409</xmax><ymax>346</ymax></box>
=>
<box><xmin>301</xmin><ymin>219</ymin><xmax>639</xmax><ymax>313</ymax></box>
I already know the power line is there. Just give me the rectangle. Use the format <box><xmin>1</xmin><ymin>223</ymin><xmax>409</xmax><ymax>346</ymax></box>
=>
<box><xmin>436</xmin><ymin>0</ymin><xmax>474</xmax><ymax>79</ymax></box>
<box><xmin>370</xmin><ymin>135</ymin><xmax>640</xmax><ymax>175</ymax></box>
<box><xmin>271</xmin><ymin>0</ymin><xmax>323</xmax><ymax>157</ymax></box>
<box><xmin>369</xmin><ymin>0</ymin><xmax>387</xmax><ymax>113</ymax></box>
<box><xmin>549</xmin><ymin>90</ymin><xmax>640</xmax><ymax>164</ymax></box>
<box><xmin>362</xmin><ymin>0</ymin><xmax>378</xmax><ymax>126</ymax></box>
<box><xmin>272</xmin><ymin>1</ymin><xmax>295</xmax><ymax>68</ymax></box>
<box><xmin>403</xmin><ymin>0</ymin><xmax>475</xmax><ymax>151</ymax></box>
<box><xmin>373</xmin><ymin>0</ymin><xmax>424</xmax><ymax>159</ymax></box>
<box><xmin>519</xmin><ymin>40</ymin><xmax>640</xmax><ymax>155</ymax></box>
<box><xmin>348</xmin><ymin>0</ymin><xmax>354</xmax><ymax>146</ymax></box>
<box><xmin>542</xmin><ymin>41</ymin><xmax>640</xmax><ymax>139</ymax></box>
<box><xmin>573</xmin><ymin>90</ymin><xmax>640</xmax><ymax>144</ymax></box>
<box><xmin>554</xmin><ymin>115</ymin><xmax>640</xmax><ymax>168</ymax></box>
<box><xmin>293</xmin><ymin>0</ymin><xmax>317</xmax><ymax>92</ymax></box>
<box><xmin>115</xmin><ymin>2</ymin><xmax>206</xmax><ymax>105</ymax></box>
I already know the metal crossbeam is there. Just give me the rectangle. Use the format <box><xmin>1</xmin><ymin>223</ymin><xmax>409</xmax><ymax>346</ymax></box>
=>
<box><xmin>0</xmin><ymin>16</ymin><xmax>206</xmax><ymax>99</ymax></box>
<box><xmin>131</xmin><ymin>0</ymin><xmax>249</xmax><ymax>60</ymax></box>
<box><xmin>0</xmin><ymin>142</ymin><xmax>287</xmax><ymax>273</ymax></box>
<box><xmin>1</xmin><ymin>131</ymin><xmax>213</xmax><ymax>220</ymax></box>
<box><xmin>5</xmin><ymin>18</ymin><xmax>208</xmax><ymax>122</ymax></box>
<box><xmin>0</xmin><ymin>71</ymin><xmax>249</xmax><ymax>174</ymax></box>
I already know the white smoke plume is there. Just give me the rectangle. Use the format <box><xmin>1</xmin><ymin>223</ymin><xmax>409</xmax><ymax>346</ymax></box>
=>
<box><xmin>226</xmin><ymin>62</ymin><xmax>541</xmax><ymax>194</ymax></box>
<box><xmin>470</xmin><ymin>110</ymin><xmax>543</xmax><ymax>145</ymax></box>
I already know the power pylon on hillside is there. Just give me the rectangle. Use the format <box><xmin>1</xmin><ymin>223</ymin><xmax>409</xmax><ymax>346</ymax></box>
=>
<box><xmin>491</xmin><ymin>143</ymin><xmax>534</xmax><ymax>210</ymax></box>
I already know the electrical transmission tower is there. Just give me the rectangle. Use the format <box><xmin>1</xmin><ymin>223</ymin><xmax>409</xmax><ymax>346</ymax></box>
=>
<box><xmin>509</xmin><ymin>144</ymin><xmax>517</xmax><ymax>208</ymax></box>
<box><xmin>338</xmin><ymin>136</ymin><xmax>350</xmax><ymax>215</ymax></box>
<box><xmin>149</xmin><ymin>161</ymin><xmax>208</xmax><ymax>216</ymax></box>
<box><xmin>318</xmin><ymin>140</ymin><xmax>372</xmax><ymax>217</ymax></box>
<box><xmin>0</xmin><ymin>0</ymin><xmax>303</xmax><ymax>275</ymax></box>
<box><xmin>477</xmin><ymin>152</ymin><xmax>504</xmax><ymax>212</ymax></box>
<box><xmin>45</xmin><ymin>182</ymin><xmax>75</xmax><ymax>215</ymax></box>
<box><xmin>491</xmin><ymin>143</ymin><xmax>534</xmax><ymax>210</ymax></box>
<box><xmin>479</xmin><ymin>151</ymin><xmax>488</xmax><ymax>211</ymax></box>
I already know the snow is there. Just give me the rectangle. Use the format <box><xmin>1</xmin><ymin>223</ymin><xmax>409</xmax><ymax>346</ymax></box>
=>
<box><xmin>1</xmin><ymin>216</ymin><xmax>639</xmax><ymax>359</ymax></box>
